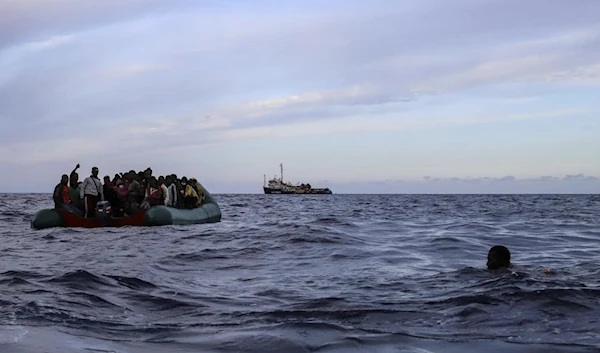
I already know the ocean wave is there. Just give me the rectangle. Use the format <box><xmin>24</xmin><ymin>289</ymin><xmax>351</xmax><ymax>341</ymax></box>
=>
<box><xmin>45</xmin><ymin>270</ymin><xmax>115</xmax><ymax>289</ymax></box>
<box><xmin>121</xmin><ymin>292</ymin><xmax>198</xmax><ymax>311</ymax></box>
<box><xmin>309</xmin><ymin>217</ymin><xmax>358</xmax><ymax>228</ymax></box>
<box><xmin>1</xmin><ymin>194</ymin><xmax>600</xmax><ymax>352</ymax></box>
<box><xmin>105</xmin><ymin>275</ymin><xmax>158</xmax><ymax>290</ymax></box>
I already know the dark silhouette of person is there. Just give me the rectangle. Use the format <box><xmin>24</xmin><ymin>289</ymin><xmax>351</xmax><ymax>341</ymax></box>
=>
<box><xmin>487</xmin><ymin>245</ymin><xmax>511</xmax><ymax>270</ymax></box>
<box><xmin>53</xmin><ymin>174</ymin><xmax>70</xmax><ymax>209</ymax></box>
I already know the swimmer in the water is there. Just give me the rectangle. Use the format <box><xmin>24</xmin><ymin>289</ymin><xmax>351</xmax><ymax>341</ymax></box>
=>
<box><xmin>486</xmin><ymin>245</ymin><xmax>553</xmax><ymax>274</ymax></box>
<box><xmin>486</xmin><ymin>245</ymin><xmax>511</xmax><ymax>270</ymax></box>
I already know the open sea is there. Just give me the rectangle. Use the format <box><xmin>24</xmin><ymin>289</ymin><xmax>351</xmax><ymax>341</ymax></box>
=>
<box><xmin>0</xmin><ymin>193</ymin><xmax>599</xmax><ymax>353</ymax></box>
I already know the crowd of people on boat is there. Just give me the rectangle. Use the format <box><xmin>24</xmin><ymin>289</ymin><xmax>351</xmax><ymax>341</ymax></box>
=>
<box><xmin>53</xmin><ymin>165</ymin><xmax>205</xmax><ymax>218</ymax></box>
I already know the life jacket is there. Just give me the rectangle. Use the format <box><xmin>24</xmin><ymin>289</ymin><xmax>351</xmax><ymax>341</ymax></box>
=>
<box><xmin>183</xmin><ymin>184</ymin><xmax>198</xmax><ymax>198</ymax></box>
<box><xmin>61</xmin><ymin>185</ymin><xmax>70</xmax><ymax>204</ymax></box>
<box><xmin>193</xmin><ymin>184</ymin><xmax>204</xmax><ymax>205</ymax></box>
<box><xmin>146</xmin><ymin>186</ymin><xmax>163</xmax><ymax>206</ymax></box>
<box><xmin>115</xmin><ymin>183</ymin><xmax>128</xmax><ymax>200</ymax></box>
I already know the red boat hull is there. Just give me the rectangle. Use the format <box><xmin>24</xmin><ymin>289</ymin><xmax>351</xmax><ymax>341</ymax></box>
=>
<box><xmin>60</xmin><ymin>209</ymin><xmax>147</xmax><ymax>228</ymax></box>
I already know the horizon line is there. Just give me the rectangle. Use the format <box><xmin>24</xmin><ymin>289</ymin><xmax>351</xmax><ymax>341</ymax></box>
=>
<box><xmin>2</xmin><ymin>192</ymin><xmax>598</xmax><ymax>195</ymax></box>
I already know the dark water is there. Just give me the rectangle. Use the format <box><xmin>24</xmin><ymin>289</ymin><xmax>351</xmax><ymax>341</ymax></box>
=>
<box><xmin>1</xmin><ymin>194</ymin><xmax>599</xmax><ymax>353</ymax></box>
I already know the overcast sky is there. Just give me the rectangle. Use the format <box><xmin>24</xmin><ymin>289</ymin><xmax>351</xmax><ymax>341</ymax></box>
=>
<box><xmin>1</xmin><ymin>0</ymin><xmax>599</xmax><ymax>193</ymax></box>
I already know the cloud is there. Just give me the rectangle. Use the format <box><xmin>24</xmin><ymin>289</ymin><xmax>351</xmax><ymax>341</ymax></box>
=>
<box><xmin>564</xmin><ymin>173</ymin><xmax>599</xmax><ymax>181</ymax></box>
<box><xmin>25</xmin><ymin>35</ymin><xmax>75</xmax><ymax>50</ymax></box>
<box><xmin>42</xmin><ymin>102</ymin><xmax>582</xmax><ymax>161</ymax></box>
<box><xmin>421</xmin><ymin>174</ymin><xmax>599</xmax><ymax>184</ymax></box>
<box><xmin>0</xmin><ymin>0</ymin><xmax>599</xmax><ymax>192</ymax></box>
<box><xmin>0</xmin><ymin>0</ymin><xmax>177</xmax><ymax>50</ymax></box>
<box><xmin>195</xmin><ymin>106</ymin><xmax>590</xmax><ymax>149</ymax></box>
<box><xmin>323</xmin><ymin>174</ymin><xmax>600</xmax><ymax>194</ymax></box>
<box><xmin>98</xmin><ymin>63</ymin><xmax>167</xmax><ymax>80</ymax></box>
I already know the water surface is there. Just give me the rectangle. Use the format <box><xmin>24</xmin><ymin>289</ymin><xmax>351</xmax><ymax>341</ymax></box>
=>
<box><xmin>1</xmin><ymin>194</ymin><xmax>599</xmax><ymax>352</ymax></box>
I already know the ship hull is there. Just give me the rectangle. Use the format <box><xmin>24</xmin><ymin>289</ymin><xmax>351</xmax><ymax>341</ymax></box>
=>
<box><xmin>263</xmin><ymin>164</ymin><xmax>333</xmax><ymax>194</ymax></box>
<box><xmin>263</xmin><ymin>187</ymin><xmax>332</xmax><ymax>195</ymax></box>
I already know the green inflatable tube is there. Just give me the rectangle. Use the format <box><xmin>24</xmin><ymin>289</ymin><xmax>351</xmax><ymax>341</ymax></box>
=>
<box><xmin>31</xmin><ymin>182</ymin><xmax>222</xmax><ymax>230</ymax></box>
<box><xmin>31</xmin><ymin>208</ymin><xmax>63</xmax><ymax>230</ymax></box>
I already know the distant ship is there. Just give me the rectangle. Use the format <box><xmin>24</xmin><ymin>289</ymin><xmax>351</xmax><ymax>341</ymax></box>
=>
<box><xmin>263</xmin><ymin>163</ymin><xmax>333</xmax><ymax>194</ymax></box>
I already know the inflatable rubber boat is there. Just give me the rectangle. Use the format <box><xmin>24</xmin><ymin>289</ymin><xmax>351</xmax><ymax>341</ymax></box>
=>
<box><xmin>31</xmin><ymin>183</ymin><xmax>221</xmax><ymax>230</ymax></box>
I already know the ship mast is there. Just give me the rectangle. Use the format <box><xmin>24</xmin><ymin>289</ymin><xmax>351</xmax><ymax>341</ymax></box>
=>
<box><xmin>280</xmin><ymin>163</ymin><xmax>283</xmax><ymax>182</ymax></box>
<box><xmin>264</xmin><ymin>174</ymin><xmax>266</xmax><ymax>187</ymax></box>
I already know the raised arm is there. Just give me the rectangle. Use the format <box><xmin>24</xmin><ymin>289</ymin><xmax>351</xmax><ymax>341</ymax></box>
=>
<box><xmin>71</xmin><ymin>163</ymin><xmax>80</xmax><ymax>175</ymax></box>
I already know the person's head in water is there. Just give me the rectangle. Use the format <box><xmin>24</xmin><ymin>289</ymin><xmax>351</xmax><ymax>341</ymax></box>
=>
<box><xmin>487</xmin><ymin>245</ymin><xmax>511</xmax><ymax>270</ymax></box>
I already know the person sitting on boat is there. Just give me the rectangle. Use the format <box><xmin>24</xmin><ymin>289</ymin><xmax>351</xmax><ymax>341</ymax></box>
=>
<box><xmin>157</xmin><ymin>175</ymin><xmax>170</xmax><ymax>206</ymax></box>
<box><xmin>80</xmin><ymin>166</ymin><xmax>103</xmax><ymax>218</ymax></box>
<box><xmin>180</xmin><ymin>177</ymin><xmax>199</xmax><ymax>209</ymax></box>
<box><xmin>172</xmin><ymin>175</ymin><xmax>185</xmax><ymax>209</ymax></box>
<box><xmin>164</xmin><ymin>175</ymin><xmax>178</xmax><ymax>207</ymax></box>
<box><xmin>103</xmin><ymin>175</ymin><xmax>121</xmax><ymax>215</ymax></box>
<box><xmin>142</xmin><ymin>168</ymin><xmax>153</xmax><ymax>189</ymax></box>
<box><xmin>179</xmin><ymin>176</ymin><xmax>187</xmax><ymax>204</ymax></box>
<box><xmin>125</xmin><ymin>172</ymin><xmax>142</xmax><ymax>214</ymax></box>
<box><xmin>112</xmin><ymin>178</ymin><xmax>128</xmax><ymax>217</ymax></box>
<box><xmin>136</xmin><ymin>171</ymin><xmax>145</xmax><ymax>187</ymax></box>
<box><xmin>141</xmin><ymin>177</ymin><xmax>164</xmax><ymax>209</ymax></box>
<box><xmin>53</xmin><ymin>174</ymin><xmax>70</xmax><ymax>209</ymax></box>
<box><xmin>103</xmin><ymin>176</ymin><xmax>115</xmax><ymax>200</ymax></box>
<box><xmin>190</xmin><ymin>177</ymin><xmax>204</xmax><ymax>206</ymax></box>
